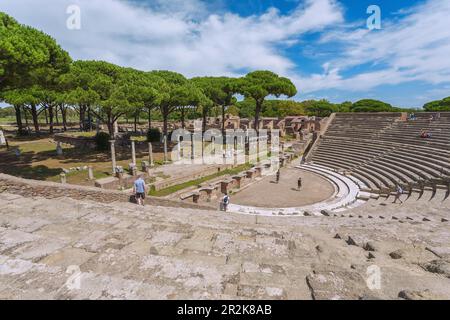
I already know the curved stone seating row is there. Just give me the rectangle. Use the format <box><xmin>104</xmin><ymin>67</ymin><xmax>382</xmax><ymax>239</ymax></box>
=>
<box><xmin>312</xmin><ymin>146</ymin><xmax>441</xmax><ymax>183</ymax></box>
<box><xmin>308</xmin><ymin>112</ymin><xmax>450</xmax><ymax>197</ymax></box>
<box><xmin>227</xmin><ymin>164</ymin><xmax>368</xmax><ymax>216</ymax></box>
<box><xmin>323</xmin><ymin>136</ymin><xmax>450</xmax><ymax>164</ymax></box>
<box><xmin>311</xmin><ymin>144</ymin><xmax>446</xmax><ymax>191</ymax></box>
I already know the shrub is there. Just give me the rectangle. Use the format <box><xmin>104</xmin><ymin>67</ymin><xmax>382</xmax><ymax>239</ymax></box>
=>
<box><xmin>95</xmin><ymin>132</ymin><xmax>110</xmax><ymax>151</ymax></box>
<box><xmin>147</xmin><ymin>128</ymin><xmax>161</xmax><ymax>143</ymax></box>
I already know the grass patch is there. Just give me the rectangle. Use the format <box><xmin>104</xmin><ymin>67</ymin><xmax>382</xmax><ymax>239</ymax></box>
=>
<box><xmin>65</xmin><ymin>131</ymin><xmax>97</xmax><ymax>138</ymax></box>
<box><xmin>0</xmin><ymin>117</ymin><xmax>15</xmax><ymax>124</ymax></box>
<box><xmin>149</xmin><ymin>163</ymin><xmax>252</xmax><ymax>197</ymax></box>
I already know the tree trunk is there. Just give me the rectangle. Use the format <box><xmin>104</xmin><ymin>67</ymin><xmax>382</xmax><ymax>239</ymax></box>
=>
<box><xmin>221</xmin><ymin>105</ymin><xmax>227</xmax><ymax>145</ymax></box>
<box><xmin>48</xmin><ymin>104</ymin><xmax>54</xmax><ymax>134</ymax></box>
<box><xmin>107</xmin><ymin>113</ymin><xmax>114</xmax><ymax>139</ymax></box>
<box><xmin>221</xmin><ymin>105</ymin><xmax>226</xmax><ymax>135</ymax></box>
<box><xmin>181</xmin><ymin>107</ymin><xmax>185</xmax><ymax>129</ymax></box>
<box><xmin>24</xmin><ymin>108</ymin><xmax>29</xmax><ymax>131</ymax></box>
<box><xmin>30</xmin><ymin>105</ymin><xmax>40</xmax><ymax>134</ymax></box>
<box><xmin>202</xmin><ymin>108</ymin><xmax>207</xmax><ymax>133</ymax></box>
<box><xmin>254</xmin><ymin>100</ymin><xmax>263</xmax><ymax>159</ymax></box>
<box><xmin>88</xmin><ymin>106</ymin><xmax>93</xmax><ymax>131</ymax></box>
<box><xmin>254</xmin><ymin>100</ymin><xmax>262</xmax><ymax>135</ymax></box>
<box><xmin>163</xmin><ymin>114</ymin><xmax>168</xmax><ymax>139</ymax></box>
<box><xmin>61</xmin><ymin>105</ymin><xmax>68</xmax><ymax>132</ymax></box>
<box><xmin>79</xmin><ymin>105</ymin><xmax>88</xmax><ymax>131</ymax></box>
<box><xmin>14</xmin><ymin>105</ymin><xmax>24</xmax><ymax>135</ymax></box>
<box><xmin>147</xmin><ymin>107</ymin><xmax>152</xmax><ymax>129</ymax></box>
<box><xmin>44</xmin><ymin>108</ymin><xmax>49</xmax><ymax>125</ymax></box>
<box><xmin>55</xmin><ymin>107</ymin><xmax>60</xmax><ymax>126</ymax></box>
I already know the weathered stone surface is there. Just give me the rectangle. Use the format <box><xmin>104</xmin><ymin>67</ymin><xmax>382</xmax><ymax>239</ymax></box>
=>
<box><xmin>0</xmin><ymin>187</ymin><xmax>450</xmax><ymax>300</ymax></box>
<box><xmin>398</xmin><ymin>289</ymin><xmax>445</xmax><ymax>300</ymax></box>
<box><xmin>389</xmin><ymin>250</ymin><xmax>404</xmax><ymax>260</ymax></box>
<box><xmin>421</xmin><ymin>260</ymin><xmax>450</xmax><ymax>278</ymax></box>
<box><xmin>363</xmin><ymin>242</ymin><xmax>377</xmax><ymax>252</ymax></box>
<box><xmin>306</xmin><ymin>268</ymin><xmax>372</xmax><ymax>300</ymax></box>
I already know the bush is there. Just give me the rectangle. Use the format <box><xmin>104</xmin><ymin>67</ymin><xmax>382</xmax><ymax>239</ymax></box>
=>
<box><xmin>95</xmin><ymin>132</ymin><xmax>110</xmax><ymax>151</ymax></box>
<box><xmin>147</xmin><ymin>128</ymin><xmax>161</xmax><ymax>143</ymax></box>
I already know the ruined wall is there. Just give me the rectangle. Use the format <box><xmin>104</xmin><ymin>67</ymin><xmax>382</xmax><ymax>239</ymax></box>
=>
<box><xmin>0</xmin><ymin>173</ymin><xmax>209</xmax><ymax>210</ymax></box>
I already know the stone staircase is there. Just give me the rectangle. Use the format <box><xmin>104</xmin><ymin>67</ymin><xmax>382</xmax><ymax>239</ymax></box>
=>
<box><xmin>1</xmin><ymin>189</ymin><xmax>449</xmax><ymax>300</ymax></box>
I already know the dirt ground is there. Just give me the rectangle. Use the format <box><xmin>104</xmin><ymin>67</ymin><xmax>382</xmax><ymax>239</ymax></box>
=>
<box><xmin>231</xmin><ymin>167</ymin><xmax>335</xmax><ymax>207</ymax></box>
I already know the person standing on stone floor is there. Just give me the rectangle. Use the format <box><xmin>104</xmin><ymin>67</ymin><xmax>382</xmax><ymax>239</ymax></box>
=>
<box><xmin>297</xmin><ymin>177</ymin><xmax>302</xmax><ymax>190</ymax></box>
<box><xmin>393</xmin><ymin>184</ymin><xmax>404</xmax><ymax>204</ymax></box>
<box><xmin>133</xmin><ymin>176</ymin><xmax>147</xmax><ymax>206</ymax></box>
<box><xmin>276</xmin><ymin>170</ymin><xmax>280</xmax><ymax>183</ymax></box>
<box><xmin>222</xmin><ymin>193</ymin><xmax>230</xmax><ymax>212</ymax></box>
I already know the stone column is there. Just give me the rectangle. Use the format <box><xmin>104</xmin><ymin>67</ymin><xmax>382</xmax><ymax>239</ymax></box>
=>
<box><xmin>191</xmin><ymin>133</ymin><xmax>195</xmax><ymax>160</ymax></box>
<box><xmin>113</xmin><ymin>121</ymin><xmax>119</xmax><ymax>136</ymax></box>
<box><xmin>131</xmin><ymin>140</ymin><xmax>136</xmax><ymax>165</ymax></box>
<box><xmin>60</xmin><ymin>173</ymin><xmax>67</xmax><ymax>184</ymax></box>
<box><xmin>88</xmin><ymin>166</ymin><xmax>94</xmax><ymax>180</ymax></box>
<box><xmin>148</xmin><ymin>142</ymin><xmax>154</xmax><ymax>166</ymax></box>
<box><xmin>163</xmin><ymin>135</ymin><xmax>168</xmax><ymax>163</ymax></box>
<box><xmin>56</xmin><ymin>142</ymin><xmax>63</xmax><ymax>156</ymax></box>
<box><xmin>110</xmin><ymin>140</ymin><xmax>116</xmax><ymax>174</ymax></box>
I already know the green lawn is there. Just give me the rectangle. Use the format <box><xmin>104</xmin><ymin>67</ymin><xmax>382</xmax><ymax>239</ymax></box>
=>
<box><xmin>0</xmin><ymin>117</ymin><xmax>15</xmax><ymax>124</ymax></box>
<box><xmin>149</xmin><ymin>163</ymin><xmax>253</xmax><ymax>197</ymax></box>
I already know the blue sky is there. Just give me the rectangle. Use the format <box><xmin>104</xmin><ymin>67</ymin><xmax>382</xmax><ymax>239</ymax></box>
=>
<box><xmin>1</xmin><ymin>0</ymin><xmax>450</xmax><ymax>108</ymax></box>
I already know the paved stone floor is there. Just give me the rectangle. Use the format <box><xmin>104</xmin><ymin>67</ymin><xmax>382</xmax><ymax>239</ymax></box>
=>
<box><xmin>231</xmin><ymin>168</ymin><xmax>335</xmax><ymax>208</ymax></box>
<box><xmin>0</xmin><ymin>191</ymin><xmax>449</xmax><ymax>300</ymax></box>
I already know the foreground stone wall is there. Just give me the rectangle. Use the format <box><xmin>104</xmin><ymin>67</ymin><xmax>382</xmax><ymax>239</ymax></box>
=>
<box><xmin>0</xmin><ymin>173</ymin><xmax>209</xmax><ymax>210</ymax></box>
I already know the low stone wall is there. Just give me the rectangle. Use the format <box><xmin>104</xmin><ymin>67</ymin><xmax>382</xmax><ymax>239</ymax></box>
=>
<box><xmin>54</xmin><ymin>133</ymin><xmax>96</xmax><ymax>149</ymax></box>
<box><xmin>150</xmin><ymin>165</ymin><xmax>233</xmax><ymax>191</ymax></box>
<box><xmin>0</xmin><ymin>173</ymin><xmax>209</xmax><ymax>210</ymax></box>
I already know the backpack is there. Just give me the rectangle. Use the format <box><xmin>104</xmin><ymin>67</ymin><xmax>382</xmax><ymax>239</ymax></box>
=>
<box><xmin>223</xmin><ymin>195</ymin><xmax>229</xmax><ymax>205</ymax></box>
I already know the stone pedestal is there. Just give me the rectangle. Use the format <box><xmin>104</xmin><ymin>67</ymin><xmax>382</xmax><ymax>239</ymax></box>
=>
<box><xmin>148</xmin><ymin>142</ymin><xmax>154</xmax><ymax>166</ymax></box>
<box><xmin>129</xmin><ymin>163</ymin><xmax>138</xmax><ymax>177</ymax></box>
<box><xmin>163</xmin><ymin>136</ymin><xmax>168</xmax><ymax>163</ymax></box>
<box><xmin>88</xmin><ymin>166</ymin><xmax>94</xmax><ymax>180</ymax></box>
<box><xmin>142</xmin><ymin>161</ymin><xmax>149</xmax><ymax>172</ymax></box>
<box><xmin>110</xmin><ymin>140</ymin><xmax>117</xmax><ymax>174</ymax></box>
<box><xmin>115</xmin><ymin>166</ymin><xmax>124</xmax><ymax>179</ymax></box>
<box><xmin>60</xmin><ymin>173</ymin><xmax>67</xmax><ymax>184</ymax></box>
<box><xmin>131</xmin><ymin>140</ymin><xmax>136</xmax><ymax>166</ymax></box>
<box><xmin>0</xmin><ymin>130</ymin><xmax>6</xmax><ymax>146</ymax></box>
<box><xmin>56</xmin><ymin>142</ymin><xmax>63</xmax><ymax>156</ymax></box>
<box><xmin>113</xmin><ymin>121</ymin><xmax>119</xmax><ymax>136</ymax></box>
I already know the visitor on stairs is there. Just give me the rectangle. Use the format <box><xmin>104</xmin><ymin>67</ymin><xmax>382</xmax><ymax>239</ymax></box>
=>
<box><xmin>133</xmin><ymin>177</ymin><xmax>147</xmax><ymax>206</ymax></box>
<box><xmin>393</xmin><ymin>184</ymin><xmax>404</xmax><ymax>204</ymax></box>
<box><xmin>221</xmin><ymin>193</ymin><xmax>230</xmax><ymax>212</ymax></box>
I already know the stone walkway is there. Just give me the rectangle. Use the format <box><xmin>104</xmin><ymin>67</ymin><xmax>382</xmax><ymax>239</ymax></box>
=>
<box><xmin>0</xmin><ymin>191</ymin><xmax>449</xmax><ymax>300</ymax></box>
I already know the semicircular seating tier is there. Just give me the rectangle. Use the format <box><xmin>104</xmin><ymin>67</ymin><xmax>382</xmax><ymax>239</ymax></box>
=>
<box><xmin>307</xmin><ymin>112</ymin><xmax>450</xmax><ymax>201</ymax></box>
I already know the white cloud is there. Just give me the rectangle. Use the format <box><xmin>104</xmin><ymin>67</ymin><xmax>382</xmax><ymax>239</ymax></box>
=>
<box><xmin>2</xmin><ymin>0</ymin><xmax>448</xmax><ymax>107</ymax></box>
<box><xmin>0</xmin><ymin>0</ymin><xmax>342</xmax><ymax>77</ymax></box>
<box><xmin>294</xmin><ymin>0</ymin><xmax>450</xmax><ymax>93</ymax></box>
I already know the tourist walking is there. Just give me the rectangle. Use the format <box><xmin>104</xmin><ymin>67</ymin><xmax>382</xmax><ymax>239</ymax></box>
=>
<box><xmin>221</xmin><ymin>193</ymin><xmax>230</xmax><ymax>212</ymax></box>
<box><xmin>276</xmin><ymin>170</ymin><xmax>280</xmax><ymax>183</ymax></box>
<box><xmin>297</xmin><ymin>177</ymin><xmax>302</xmax><ymax>190</ymax></box>
<box><xmin>133</xmin><ymin>177</ymin><xmax>147</xmax><ymax>206</ymax></box>
<box><xmin>393</xmin><ymin>184</ymin><xmax>404</xmax><ymax>204</ymax></box>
